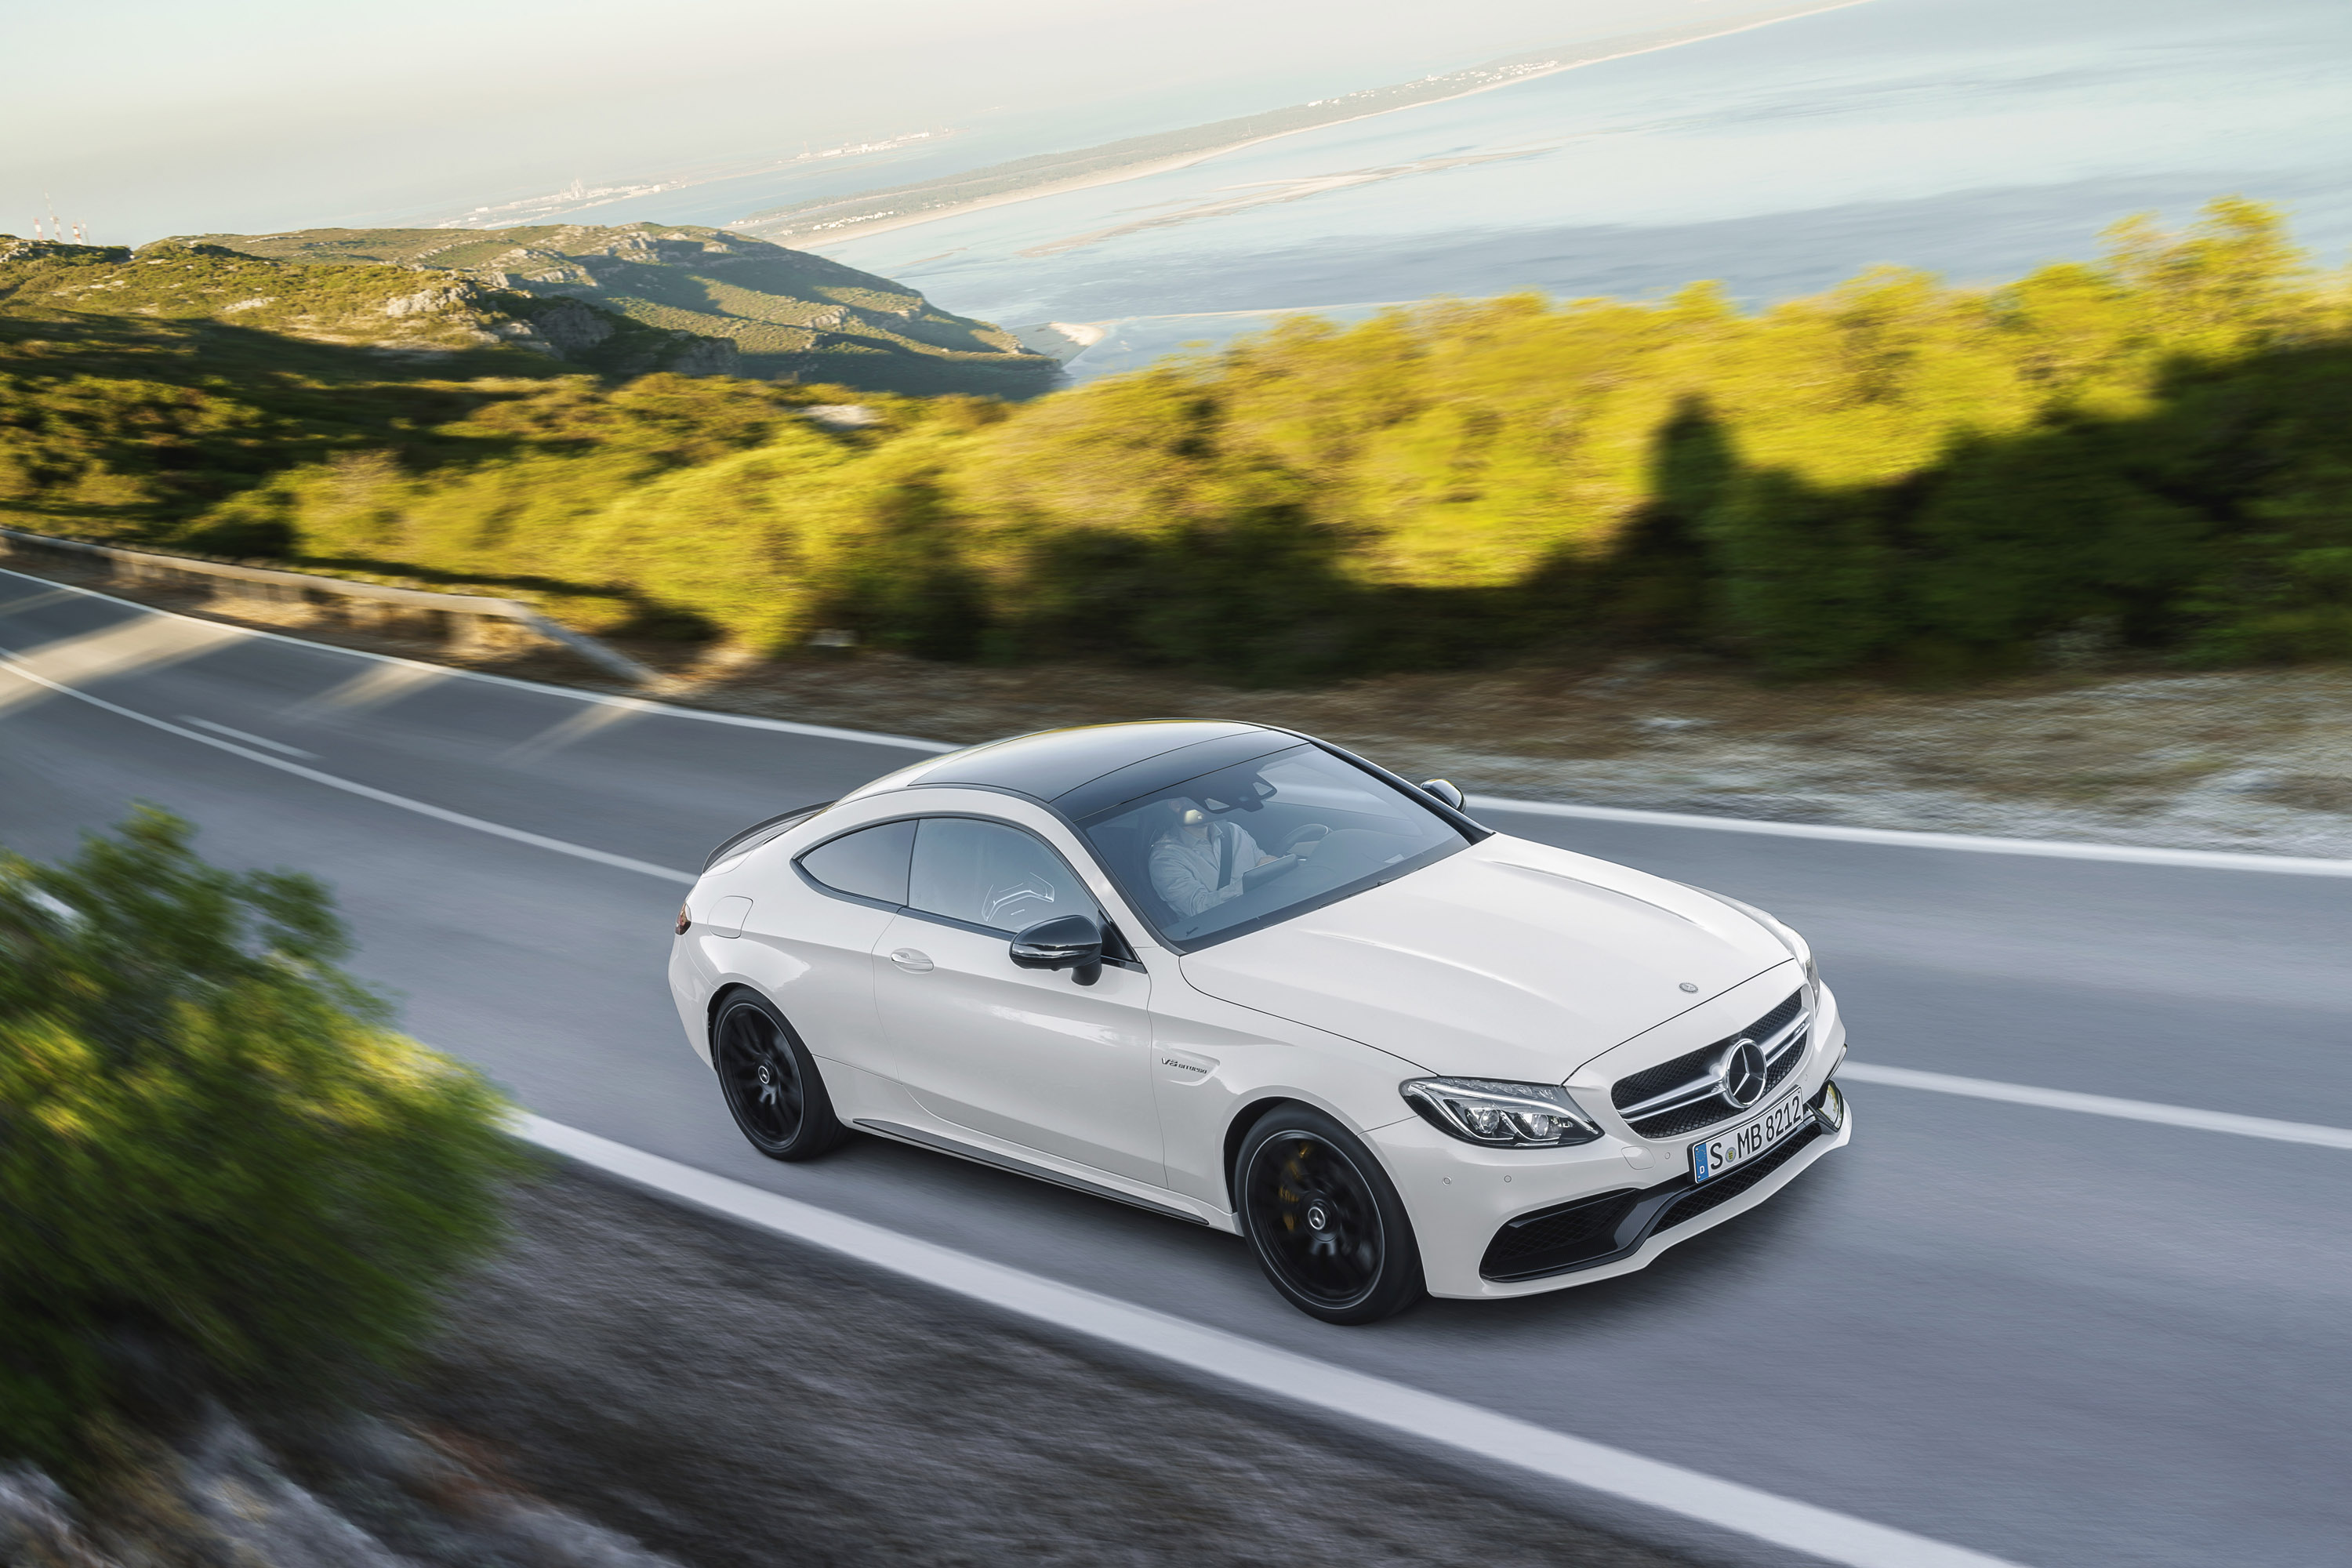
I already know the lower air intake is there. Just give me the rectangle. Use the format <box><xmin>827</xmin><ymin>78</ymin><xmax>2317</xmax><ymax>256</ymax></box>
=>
<box><xmin>1479</xmin><ymin>1189</ymin><xmax>1641</xmax><ymax>1281</ymax></box>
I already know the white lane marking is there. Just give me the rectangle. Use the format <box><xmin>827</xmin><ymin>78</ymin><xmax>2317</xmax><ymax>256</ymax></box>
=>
<box><xmin>180</xmin><ymin>715</ymin><xmax>317</xmax><ymax>758</ymax></box>
<box><xmin>27</xmin><ymin>628</ymin><xmax>2345</xmax><ymax>1158</ymax></box>
<box><xmin>0</xmin><ymin>569</ymin><xmax>2288</xmax><ymax>1558</ymax></box>
<box><xmin>1469</xmin><ymin>796</ymin><xmax>2352</xmax><ymax>877</ymax></box>
<box><xmin>8</xmin><ymin>564</ymin><xmax>2350</xmax><ymax>879</ymax></box>
<box><xmin>0</xmin><ymin>613</ymin><xmax>247</xmax><ymax>718</ymax></box>
<box><xmin>0</xmin><ymin>650</ymin><xmax>695</xmax><ymax>885</ymax></box>
<box><xmin>1840</xmin><ymin>1062</ymin><xmax>2352</xmax><ymax>1150</ymax></box>
<box><xmin>34</xmin><ymin>634</ymin><xmax>2340</xmax><ymax>1158</ymax></box>
<box><xmin>516</xmin><ymin>1113</ymin><xmax>2026</xmax><ymax>1568</ymax></box>
<box><xmin>0</xmin><ymin>565</ymin><xmax>954</xmax><ymax>753</ymax></box>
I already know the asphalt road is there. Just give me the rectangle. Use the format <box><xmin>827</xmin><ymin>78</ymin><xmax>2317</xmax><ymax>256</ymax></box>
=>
<box><xmin>6</xmin><ymin>569</ymin><xmax>2349</xmax><ymax>1568</ymax></box>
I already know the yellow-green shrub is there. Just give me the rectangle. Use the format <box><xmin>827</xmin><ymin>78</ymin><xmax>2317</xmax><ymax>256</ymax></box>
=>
<box><xmin>0</xmin><ymin>811</ymin><xmax>524</xmax><ymax>1471</ymax></box>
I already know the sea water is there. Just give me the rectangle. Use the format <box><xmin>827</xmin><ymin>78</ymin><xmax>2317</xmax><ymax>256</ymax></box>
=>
<box><xmin>818</xmin><ymin>0</ymin><xmax>2352</xmax><ymax>379</ymax></box>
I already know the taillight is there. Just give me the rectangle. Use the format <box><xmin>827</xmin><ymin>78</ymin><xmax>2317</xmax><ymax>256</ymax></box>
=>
<box><xmin>674</xmin><ymin>903</ymin><xmax>691</xmax><ymax>935</ymax></box>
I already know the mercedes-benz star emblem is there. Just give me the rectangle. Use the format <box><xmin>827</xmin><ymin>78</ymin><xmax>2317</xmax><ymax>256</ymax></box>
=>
<box><xmin>1715</xmin><ymin>1037</ymin><xmax>1768</xmax><ymax>1109</ymax></box>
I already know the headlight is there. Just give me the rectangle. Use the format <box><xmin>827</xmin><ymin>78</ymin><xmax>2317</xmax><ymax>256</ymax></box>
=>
<box><xmin>1400</xmin><ymin>1078</ymin><xmax>1604</xmax><ymax>1148</ymax></box>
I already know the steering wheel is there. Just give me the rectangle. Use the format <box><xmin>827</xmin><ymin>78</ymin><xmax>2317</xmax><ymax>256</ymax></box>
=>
<box><xmin>1276</xmin><ymin>822</ymin><xmax>1332</xmax><ymax>856</ymax></box>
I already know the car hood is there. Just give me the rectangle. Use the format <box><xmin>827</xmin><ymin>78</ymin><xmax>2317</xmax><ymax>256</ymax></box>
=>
<box><xmin>1176</xmin><ymin>835</ymin><xmax>1791</xmax><ymax>1081</ymax></box>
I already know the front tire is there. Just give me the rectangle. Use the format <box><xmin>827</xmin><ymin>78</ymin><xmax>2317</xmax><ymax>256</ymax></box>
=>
<box><xmin>1236</xmin><ymin>1105</ymin><xmax>1423</xmax><ymax>1324</ymax></box>
<box><xmin>712</xmin><ymin>992</ymin><xmax>848</xmax><ymax>1161</ymax></box>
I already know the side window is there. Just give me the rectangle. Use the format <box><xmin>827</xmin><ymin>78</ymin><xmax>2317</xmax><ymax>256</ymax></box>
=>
<box><xmin>797</xmin><ymin>818</ymin><xmax>916</xmax><ymax>906</ymax></box>
<box><xmin>909</xmin><ymin>818</ymin><xmax>1099</xmax><ymax>934</ymax></box>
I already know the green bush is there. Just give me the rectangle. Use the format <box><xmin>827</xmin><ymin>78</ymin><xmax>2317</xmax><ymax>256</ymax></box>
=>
<box><xmin>0</xmin><ymin>809</ymin><xmax>525</xmax><ymax>1471</ymax></box>
<box><xmin>8</xmin><ymin>196</ymin><xmax>2352</xmax><ymax>682</ymax></box>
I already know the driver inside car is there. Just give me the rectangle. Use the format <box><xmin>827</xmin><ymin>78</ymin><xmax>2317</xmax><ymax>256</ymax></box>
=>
<box><xmin>1147</xmin><ymin>796</ymin><xmax>1325</xmax><ymax>917</ymax></box>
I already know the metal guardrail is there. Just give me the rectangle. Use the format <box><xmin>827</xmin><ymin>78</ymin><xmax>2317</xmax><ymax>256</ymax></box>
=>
<box><xmin>0</xmin><ymin>526</ymin><xmax>656</xmax><ymax>684</ymax></box>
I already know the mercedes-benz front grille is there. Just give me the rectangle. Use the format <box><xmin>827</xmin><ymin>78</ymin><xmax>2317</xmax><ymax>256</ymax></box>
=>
<box><xmin>1610</xmin><ymin>989</ymin><xmax>1809</xmax><ymax>1141</ymax></box>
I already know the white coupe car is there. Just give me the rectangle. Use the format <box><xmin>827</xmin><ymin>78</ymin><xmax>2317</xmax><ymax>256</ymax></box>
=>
<box><xmin>670</xmin><ymin>720</ymin><xmax>1850</xmax><ymax>1323</ymax></box>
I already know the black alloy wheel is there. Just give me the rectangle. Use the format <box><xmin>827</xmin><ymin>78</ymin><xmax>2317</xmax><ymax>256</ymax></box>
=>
<box><xmin>1236</xmin><ymin>1105</ymin><xmax>1423</xmax><ymax>1324</ymax></box>
<box><xmin>713</xmin><ymin>992</ymin><xmax>848</xmax><ymax>1161</ymax></box>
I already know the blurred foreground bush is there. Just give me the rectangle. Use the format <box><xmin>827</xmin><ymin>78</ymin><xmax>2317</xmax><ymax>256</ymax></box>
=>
<box><xmin>0</xmin><ymin>809</ymin><xmax>523</xmax><ymax>1472</ymax></box>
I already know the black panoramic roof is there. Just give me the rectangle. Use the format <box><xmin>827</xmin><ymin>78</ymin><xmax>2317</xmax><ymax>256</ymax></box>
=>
<box><xmin>908</xmin><ymin>720</ymin><xmax>1295</xmax><ymax>812</ymax></box>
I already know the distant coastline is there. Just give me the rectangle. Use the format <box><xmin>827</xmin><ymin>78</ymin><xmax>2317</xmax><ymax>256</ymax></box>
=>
<box><xmin>765</xmin><ymin>0</ymin><xmax>1876</xmax><ymax>253</ymax></box>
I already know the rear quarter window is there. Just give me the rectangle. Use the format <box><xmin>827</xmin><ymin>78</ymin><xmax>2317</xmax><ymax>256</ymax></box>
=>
<box><xmin>796</xmin><ymin>818</ymin><xmax>916</xmax><ymax>906</ymax></box>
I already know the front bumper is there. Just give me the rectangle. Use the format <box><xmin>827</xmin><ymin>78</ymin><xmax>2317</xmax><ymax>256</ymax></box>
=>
<box><xmin>1378</xmin><ymin>1050</ymin><xmax>1851</xmax><ymax>1300</ymax></box>
<box><xmin>1479</xmin><ymin>1081</ymin><xmax>1845</xmax><ymax>1283</ymax></box>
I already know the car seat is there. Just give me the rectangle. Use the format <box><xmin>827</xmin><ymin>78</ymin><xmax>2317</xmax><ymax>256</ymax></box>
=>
<box><xmin>1087</xmin><ymin>808</ymin><xmax>1184</xmax><ymax>931</ymax></box>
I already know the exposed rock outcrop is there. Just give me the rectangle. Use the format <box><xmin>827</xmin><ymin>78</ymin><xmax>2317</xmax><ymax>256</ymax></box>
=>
<box><xmin>0</xmin><ymin>239</ymin><xmax>132</xmax><ymax>269</ymax></box>
<box><xmin>177</xmin><ymin>1417</ymin><xmax>411</xmax><ymax>1568</ymax></box>
<box><xmin>0</xmin><ymin>1468</ymin><xmax>113</xmax><ymax>1568</ymax></box>
<box><xmin>383</xmin><ymin>285</ymin><xmax>481</xmax><ymax>319</ymax></box>
<box><xmin>521</xmin><ymin>298</ymin><xmax>616</xmax><ymax>355</ymax></box>
<box><xmin>0</xmin><ymin>1414</ymin><xmax>680</xmax><ymax>1568</ymax></box>
<box><xmin>662</xmin><ymin>335</ymin><xmax>739</xmax><ymax>376</ymax></box>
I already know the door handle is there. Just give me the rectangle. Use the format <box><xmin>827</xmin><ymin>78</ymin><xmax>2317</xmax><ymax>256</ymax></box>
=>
<box><xmin>888</xmin><ymin>948</ymin><xmax>934</xmax><ymax>973</ymax></box>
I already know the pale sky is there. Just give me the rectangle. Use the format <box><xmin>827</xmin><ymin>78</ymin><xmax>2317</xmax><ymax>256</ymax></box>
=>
<box><xmin>3</xmin><ymin>0</ymin><xmax>1737</xmax><ymax>243</ymax></box>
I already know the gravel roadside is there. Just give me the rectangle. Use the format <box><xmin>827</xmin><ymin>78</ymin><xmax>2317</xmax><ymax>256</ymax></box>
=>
<box><xmin>393</xmin><ymin>1163</ymin><xmax>1696</xmax><ymax>1568</ymax></box>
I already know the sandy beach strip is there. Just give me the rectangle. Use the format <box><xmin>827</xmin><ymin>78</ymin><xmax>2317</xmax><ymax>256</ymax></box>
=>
<box><xmin>776</xmin><ymin>0</ymin><xmax>1878</xmax><ymax>253</ymax></box>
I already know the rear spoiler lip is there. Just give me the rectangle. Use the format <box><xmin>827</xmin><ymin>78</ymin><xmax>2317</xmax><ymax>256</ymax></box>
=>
<box><xmin>701</xmin><ymin>802</ymin><xmax>835</xmax><ymax>873</ymax></box>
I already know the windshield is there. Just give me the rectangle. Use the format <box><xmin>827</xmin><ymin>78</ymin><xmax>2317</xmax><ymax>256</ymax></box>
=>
<box><xmin>1077</xmin><ymin>744</ymin><xmax>1467</xmax><ymax>949</ymax></box>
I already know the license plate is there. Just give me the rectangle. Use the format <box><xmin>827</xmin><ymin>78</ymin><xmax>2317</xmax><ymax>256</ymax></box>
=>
<box><xmin>1690</xmin><ymin>1090</ymin><xmax>1808</xmax><ymax>1183</ymax></box>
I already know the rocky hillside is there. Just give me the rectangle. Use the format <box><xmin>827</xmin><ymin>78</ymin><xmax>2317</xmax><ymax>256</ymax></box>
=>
<box><xmin>189</xmin><ymin>223</ymin><xmax>1059</xmax><ymax>397</ymax></box>
<box><xmin>0</xmin><ymin>235</ymin><xmax>738</xmax><ymax>380</ymax></box>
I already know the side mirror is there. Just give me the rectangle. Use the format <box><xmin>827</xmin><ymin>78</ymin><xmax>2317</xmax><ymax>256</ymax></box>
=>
<box><xmin>1421</xmin><ymin>779</ymin><xmax>1465</xmax><ymax>811</ymax></box>
<box><xmin>1011</xmin><ymin>913</ymin><xmax>1104</xmax><ymax>985</ymax></box>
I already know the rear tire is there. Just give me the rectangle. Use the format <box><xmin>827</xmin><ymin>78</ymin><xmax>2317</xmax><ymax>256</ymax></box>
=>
<box><xmin>1236</xmin><ymin>1105</ymin><xmax>1423</xmax><ymax>1324</ymax></box>
<box><xmin>712</xmin><ymin>991</ymin><xmax>848</xmax><ymax>1161</ymax></box>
